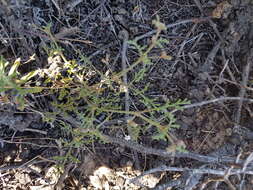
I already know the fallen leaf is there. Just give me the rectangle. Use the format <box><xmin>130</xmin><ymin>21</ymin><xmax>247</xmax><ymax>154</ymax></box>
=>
<box><xmin>212</xmin><ymin>1</ymin><xmax>232</xmax><ymax>19</ymax></box>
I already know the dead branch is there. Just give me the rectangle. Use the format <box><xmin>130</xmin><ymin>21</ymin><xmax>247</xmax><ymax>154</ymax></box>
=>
<box><xmin>235</xmin><ymin>49</ymin><xmax>253</xmax><ymax>123</ymax></box>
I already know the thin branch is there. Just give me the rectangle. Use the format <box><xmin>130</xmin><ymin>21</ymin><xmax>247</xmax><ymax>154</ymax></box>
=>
<box><xmin>171</xmin><ymin>97</ymin><xmax>253</xmax><ymax>113</ymax></box>
<box><xmin>130</xmin><ymin>165</ymin><xmax>253</xmax><ymax>186</ymax></box>
<box><xmin>151</xmin><ymin>179</ymin><xmax>181</xmax><ymax>190</ymax></box>
<box><xmin>102</xmin><ymin>134</ymin><xmax>236</xmax><ymax>164</ymax></box>
<box><xmin>51</xmin><ymin>0</ymin><xmax>62</xmax><ymax>16</ymax></box>
<box><xmin>200</xmin><ymin>41</ymin><xmax>221</xmax><ymax>72</ymax></box>
<box><xmin>64</xmin><ymin>112</ymin><xmax>238</xmax><ymax>164</ymax></box>
<box><xmin>23</xmin><ymin>128</ymin><xmax>47</xmax><ymax>135</ymax></box>
<box><xmin>121</xmin><ymin>30</ymin><xmax>130</xmax><ymax>123</ymax></box>
<box><xmin>134</xmin><ymin>17</ymin><xmax>209</xmax><ymax>41</ymax></box>
<box><xmin>55</xmin><ymin>162</ymin><xmax>73</xmax><ymax>190</ymax></box>
<box><xmin>121</xmin><ymin>29</ymin><xmax>141</xmax><ymax>169</ymax></box>
<box><xmin>0</xmin><ymin>156</ymin><xmax>55</xmax><ymax>172</ymax></box>
<box><xmin>58</xmin><ymin>96</ymin><xmax>253</xmax><ymax>165</ymax></box>
<box><xmin>235</xmin><ymin>50</ymin><xmax>253</xmax><ymax>123</ymax></box>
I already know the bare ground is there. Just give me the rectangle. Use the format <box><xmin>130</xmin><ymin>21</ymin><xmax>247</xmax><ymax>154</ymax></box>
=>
<box><xmin>1</xmin><ymin>0</ymin><xmax>253</xmax><ymax>189</ymax></box>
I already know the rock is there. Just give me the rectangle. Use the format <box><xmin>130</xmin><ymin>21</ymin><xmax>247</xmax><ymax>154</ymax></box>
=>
<box><xmin>89</xmin><ymin>175</ymin><xmax>103</xmax><ymax>189</ymax></box>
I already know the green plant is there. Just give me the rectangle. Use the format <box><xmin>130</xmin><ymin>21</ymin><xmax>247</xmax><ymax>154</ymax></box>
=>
<box><xmin>0</xmin><ymin>55</ymin><xmax>42</xmax><ymax>110</ymax></box>
<box><xmin>0</xmin><ymin>18</ymin><xmax>189</xmax><ymax>166</ymax></box>
<box><xmin>40</xmin><ymin>18</ymin><xmax>189</xmax><ymax>153</ymax></box>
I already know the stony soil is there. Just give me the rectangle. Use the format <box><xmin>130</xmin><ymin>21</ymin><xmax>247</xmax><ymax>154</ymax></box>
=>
<box><xmin>1</xmin><ymin>0</ymin><xmax>253</xmax><ymax>189</ymax></box>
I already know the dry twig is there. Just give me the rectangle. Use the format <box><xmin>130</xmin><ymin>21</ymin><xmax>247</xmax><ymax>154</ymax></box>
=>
<box><xmin>134</xmin><ymin>17</ymin><xmax>209</xmax><ymax>41</ymax></box>
<box><xmin>235</xmin><ymin>49</ymin><xmax>253</xmax><ymax>123</ymax></box>
<box><xmin>171</xmin><ymin>96</ymin><xmax>253</xmax><ymax>113</ymax></box>
<box><xmin>121</xmin><ymin>29</ymin><xmax>141</xmax><ymax>169</ymax></box>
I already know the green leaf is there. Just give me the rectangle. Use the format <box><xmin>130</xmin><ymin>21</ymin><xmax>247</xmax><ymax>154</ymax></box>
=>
<box><xmin>0</xmin><ymin>56</ymin><xmax>9</xmax><ymax>74</ymax></box>
<box><xmin>152</xmin><ymin>17</ymin><xmax>166</xmax><ymax>31</ymax></box>
<box><xmin>20</xmin><ymin>70</ymin><xmax>39</xmax><ymax>82</ymax></box>
<box><xmin>127</xmin><ymin>40</ymin><xmax>143</xmax><ymax>54</ymax></box>
<box><xmin>52</xmin><ymin>156</ymin><xmax>67</xmax><ymax>162</ymax></box>
<box><xmin>22</xmin><ymin>87</ymin><xmax>43</xmax><ymax>94</ymax></box>
<box><xmin>133</xmin><ymin>68</ymin><xmax>147</xmax><ymax>82</ymax></box>
<box><xmin>176</xmin><ymin>146</ymin><xmax>188</xmax><ymax>153</ymax></box>
<box><xmin>152</xmin><ymin>133</ymin><xmax>167</xmax><ymax>141</ymax></box>
<box><xmin>8</xmin><ymin>58</ymin><xmax>21</xmax><ymax>76</ymax></box>
<box><xmin>68</xmin><ymin>155</ymin><xmax>80</xmax><ymax>163</ymax></box>
<box><xmin>42</xmin><ymin>23</ymin><xmax>52</xmax><ymax>34</ymax></box>
<box><xmin>58</xmin><ymin>89</ymin><xmax>68</xmax><ymax>101</ymax></box>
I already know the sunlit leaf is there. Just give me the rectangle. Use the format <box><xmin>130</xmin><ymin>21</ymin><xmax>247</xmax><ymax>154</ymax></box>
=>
<box><xmin>20</xmin><ymin>70</ymin><xmax>39</xmax><ymax>82</ymax></box>
<box><xmin>8</xmin><ymin>58</ymin><xmax>21</xmax><ymax>76</ymax></box>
